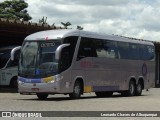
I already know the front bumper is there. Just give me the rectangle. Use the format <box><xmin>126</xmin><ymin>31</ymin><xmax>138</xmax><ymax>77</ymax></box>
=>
<box><xmin>18</xmin><ymin>82</ymin><xmax>60</xmax><ymax>94</ymax></box>
<box><xmin>18</xmin><ymin>75</ymin><xmax>63</xmax><ymax>93</ymax></box>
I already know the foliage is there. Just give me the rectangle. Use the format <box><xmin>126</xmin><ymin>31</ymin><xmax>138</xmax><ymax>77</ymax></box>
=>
<box><xmin>77</xmin><ymin>25</ymin><xmax>83</xmax><ymax>30</ymax></box>
<box><xmin>39</xmin><ymin>16</ymin><xmax>47</xmax><ymax>24</ymax></box>
<box><xmin>61</xmin><ymin>21</ymin><xmax>83</xmax><ymax>30</ymax></box>
<box><xmin>0</xmin><ymin>0</ymin><xmax>31</xmax><ymax>21</ymax></box>
<box><xmin>61</xmin><ymin>21</ymin><xmax>72</xmax><ymax>29</ymax></box>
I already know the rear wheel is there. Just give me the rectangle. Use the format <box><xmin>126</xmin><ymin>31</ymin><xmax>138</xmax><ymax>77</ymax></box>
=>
<box><xmin>135</xmin><ymin>81</ymin><xmax>143</xmax><ymax>96</ymax></box>
<box><xmin>95</xmin><ymin>92</ymin><xmax>113</xmax><ymax>97</ymax></box>
<box><xmin>69</xmin><ymin>81</ymin><xmax>82</xmax><ymax>99</ymax></box>
<box><xmin>37</xmin><ymin>93</ymin><xmax>48</xmax><ymax>100</ymax></box>
<box><xmin>121</xmin><ymin>80</ymin><xmax>136</xmax><ymax>96</ymax></box>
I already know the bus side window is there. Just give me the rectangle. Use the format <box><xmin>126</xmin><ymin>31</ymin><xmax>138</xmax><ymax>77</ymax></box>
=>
<box><xmin>129</xmin><ymin>43</ymin><xmax>140</xmax><ymax>60</ymax></box>
<box><xmin>59</xmin><ymin>36</ymin><xmax>78</xmax><ymax>72</ymax></box>
<box><xmin>147</xmin><ymin>46</ymin><xmax>154</xmax><ymax>60</ymax></box>
<box><xmin>0</xmin><ymin>50</ymin><xmax>10</xmax><ymax>68</ymax></box>
<box><xmin>6</xmin><ymin>50</ymin><xmax>20</xmax><ymax>68</ymax></box>
<box><xmin>59</xmin><ymin>47</ymin><xmax>70</xmax><ymax>71</ymax></box>
<box><xmin>104</xmin><ymin>40</ymin><xmax>118</xmax><ymax>59</ymax></box>
<box><xmin>117</xmin><ymin>42</ymin><xmax>129</xmax><ymax>59</ymax></box>
<box><xmin>140</xmin><ymin>45</ymin><xmax>154</xmax><ymax>60</ymax></box>
<box><xmin>95</xmin><ymin>40</ymin><xmax>118</xmax><ymax>59</ymax></box>
<box><xmin>95</xmin><ymin>39</ymin><xmax>106</xmax><ymax>58</ymax></box>
<box><xmin>77</xmin><ymin>37</ymin><xmax>96</xmax><ymax>60</ymax></box>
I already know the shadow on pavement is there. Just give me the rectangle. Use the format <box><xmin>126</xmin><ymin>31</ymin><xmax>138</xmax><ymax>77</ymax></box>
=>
<box><xmin>16</xmin><ymin>93</ymin><xmax>148</xmax><ymax>102</ymax></box>
<box><xmin>0</xmin><ymin>86</ymin><xmax>18</xmax><ymax>93</ymax></box>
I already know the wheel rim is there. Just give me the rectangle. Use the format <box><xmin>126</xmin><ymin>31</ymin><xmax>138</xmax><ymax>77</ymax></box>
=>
<box><xmin>137</xmin><ymin>83</ymin><xmax>142</xmax><ymax>93</ymax></box>
<box><xmin>69</xmin><ymin>81</ymin><xmax>82</xmax><ymax>99</ymax></box>
<box><xmin>130</xmin><ymin>83</ymin><xmax>134</xmax><ymax>95</ymax></box>
<box><xmin>74</xmin><ymin>85</ymin><xmax>80</xmax><ymax>95</ymax></box>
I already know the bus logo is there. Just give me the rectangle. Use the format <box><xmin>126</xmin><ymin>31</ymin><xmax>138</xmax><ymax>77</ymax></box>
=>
<box><xmin>142</xmin><ymin>63</ymin><xmax>147</xmax><ymax>76</ymax></box>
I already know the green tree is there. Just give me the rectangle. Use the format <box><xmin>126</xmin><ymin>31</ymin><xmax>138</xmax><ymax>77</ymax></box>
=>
<box><xmin>39</xmin><ymin>16</ymin><xmax>47</xmax><ymax>24</ymax></box>
<box><xmin>61</xmin><ymin>21</ymin><xmax>71</xmax><ymax>29</ymax></box>
<box><xmin>77</xmin><ymin>25</ymin><xmax>83</xmax><ymax>30</ymax></box>
<box><xmin>0</xmin><ymin>0</ymin><xmax>31</xmax><ymax>21</ymax></box>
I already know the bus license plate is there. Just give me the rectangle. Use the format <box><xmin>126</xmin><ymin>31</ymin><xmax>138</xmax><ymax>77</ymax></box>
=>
<box><xmin>31</xmin><ymin>88</ymin><xmax>39</xmax><ymax>91</ymax></box>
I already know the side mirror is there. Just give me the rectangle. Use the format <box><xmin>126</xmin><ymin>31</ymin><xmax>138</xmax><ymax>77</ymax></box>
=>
<box><xmin>55</xmin><ymin>44</ymin><xmax>70</xmax><ymax>60</ymax></box>
<box><xmin>11</xmin><ymin>46</ymin><xmax>21</xmax><ymax>61</ymax></box>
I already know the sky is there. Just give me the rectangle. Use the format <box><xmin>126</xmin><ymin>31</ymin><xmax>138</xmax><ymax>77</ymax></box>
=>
<box><xmin>1</xmin><ymin>0</ymin><xmax>160</xmax><ymax>41</ymax></box>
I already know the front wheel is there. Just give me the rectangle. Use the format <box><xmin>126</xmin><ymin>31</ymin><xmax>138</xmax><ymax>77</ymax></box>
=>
<box><xmin>10</xmin><ymin>77</ymin><xmax>18</xmax><ymax>88</ymax></box>
<box><xmin>69</xmin><ymin>81</ymin><xmax>82</xmax><ymax>99</ymax></box>
<box><xmin>37</xmin><ymin>93</ymin><xmax>48</xmax><ymax>100</ymax></box>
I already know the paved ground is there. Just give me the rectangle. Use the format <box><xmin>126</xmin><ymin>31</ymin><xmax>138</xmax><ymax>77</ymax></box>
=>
<box><xmin>0</xmin><ymin>88</ymin><xmax>160</xmax><ymax>120</ymax></box>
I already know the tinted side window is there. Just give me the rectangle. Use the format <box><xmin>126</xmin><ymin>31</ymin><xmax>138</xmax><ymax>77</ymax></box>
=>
<box><xmin>77</xmin><ymin>37</ymin><xmax>97</xmax><ymax>60</ymax></box>
<box><xmin>59</xmin><ymin>36</ymin><xmax>78</xmax><ymax>72</ymax></box>
<box><xmin>95</xmin><ymin>40</ymin><xmax>118</xmax><ymax>58</ymax></box>
<box><xmin>140</xmin><ymin>45</ymin><xmax>154</xmax><ymax>60</ymax></box>
<box><xmin>0</xmin><ymin>50</ymin><xmax>10</xmax><ymax>68</ymax></box>
<box><xmin>148</xmin><ymin>46</ymin><xmax>154</xmax><ymax>60</ymax></box>
<box><xmin>95</xmin><ymin>39</ymin><xmax>106</xmax><ymax>58</ymax></box>
<box><xmin>104</xmin><ymin>41</ymin><xmax>118</xmax><ymax>58</ymax></box>
<box><xmin>129</xmin><ymin>43</ymin><xmax>140</xmax><ymax>60</ymax></box>
<box><xmin>63</xmin><ymin>36</ymin><xmax>78</xmax><ymax>62</ymax></box>
<box><xmin>7</xmin><ymin>50</ymin><xmax>20</xmax><ymax>67</ymax></box>
<box><xmin>117</xmin><ymin>42</ymin><xmax>129</xmax><ymax>59</ymax></box>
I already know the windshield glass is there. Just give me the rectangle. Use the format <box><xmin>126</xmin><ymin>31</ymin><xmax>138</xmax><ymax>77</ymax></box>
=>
<box><xmin>19</xmin><ymin>40</ymin><xmax>61</xmax><ymax>78</ymax></box>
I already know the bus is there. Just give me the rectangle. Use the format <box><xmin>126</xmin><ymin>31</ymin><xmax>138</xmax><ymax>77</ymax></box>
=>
<box><xmin>11</xmin><ymin>29</ymin><xmax>155</xmax><ymax>99</ymax></box>
<box><xmin>0</xmin><ymin>46</ymin><xmax>20</xmax><ymax>88</ymax></box>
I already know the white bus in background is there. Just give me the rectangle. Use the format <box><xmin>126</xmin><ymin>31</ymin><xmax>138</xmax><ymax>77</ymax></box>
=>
<box><xmin>0</xmin><ymin>46</ymin><xmax>20</xmax><ymax>88</ymax></box>
<box><xmin>11</xmin><ymin>29</ymin><xmax>155</xmax><ymax>99</ymax></box>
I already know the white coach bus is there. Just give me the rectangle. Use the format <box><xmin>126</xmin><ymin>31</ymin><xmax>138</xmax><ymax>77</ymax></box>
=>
<box><xmin>0</xmin><ymin>46</ymin><xmax>20</xmax><ymax>88</ymax></box>
<box><xmin>11</xmin><ymin>29</ymin><xmax>155</xmax><ymax>99</ymax></box>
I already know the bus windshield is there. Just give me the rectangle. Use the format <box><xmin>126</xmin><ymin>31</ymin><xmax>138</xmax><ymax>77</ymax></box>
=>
<box><xmin>19</xmin><ymin>40</ymin><xmax>61</xmax><ymax>78</ymax></box>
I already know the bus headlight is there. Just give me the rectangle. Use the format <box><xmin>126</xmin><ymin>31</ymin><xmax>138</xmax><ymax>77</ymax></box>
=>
<box><xmin>43</xmin><ymin>75</ymin><xmax>63</xmax><ymax>83</ymax></box>
<box><xmin>18</xmin><ymin>80</ymin><xmax>24</xmax><ymax>84</ymax></box>
<box><xmin>55</xmin><ymin>75</ymin><xmax>63</xmax><ymax>81</ymax></box>
<box><xmin>48</xmin><ymin>75</ymin><xmax>63</xmax><ymax>83</ymax></box>
<box><xmin>42</xmin><ymin>76</ymin><xmax>54</xmax><ymax>83</ymax></box>
<box><xmin>18</xmin><ymin>77</ymin><xmax>25</xmax><ymax>84</ymax></box>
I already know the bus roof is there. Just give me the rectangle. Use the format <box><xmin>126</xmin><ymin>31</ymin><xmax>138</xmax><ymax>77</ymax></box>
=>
<box><xmin>24</xmin><ymin>29</ymin><xmax>80</xmax><ymax>41</ymax></box>
<box><xmin>24</xmin><ymin>29</ymin><xmax>154</xmax><ymax>46</ymax></box>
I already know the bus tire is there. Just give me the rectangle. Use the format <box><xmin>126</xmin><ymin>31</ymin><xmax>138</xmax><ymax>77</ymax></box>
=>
<box><xmin>69</xmin><ymin>81</ymin><xmax>82</xmax><ymax>99</ymax></box>
<box><xmin>10</xmin><ymin>77</ymin><xmax>18</xmax><ymax>88</ymax></box>
<box><xmin>95</xmin><ymin>92</ymin><xmax>113</xmax><ymax>97</ymax></box>
<box><xmin>37</xmin><ymin>93</ymin><xmax>48</xmax><ymax>100</ymax></box>
<box><xmin>121</xmin><ymin>80</ymin><xmax>136</xmax><ymax>96</ymax></box>
<box><xmin>135</xmin><ymin>81</ymin><xmax>143</xmax><ymax>96</ymax></box>
<box><xmin>128</xmin><ymin>80</ymin><xmax>136</xmax><ymax>96</ymax></box>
